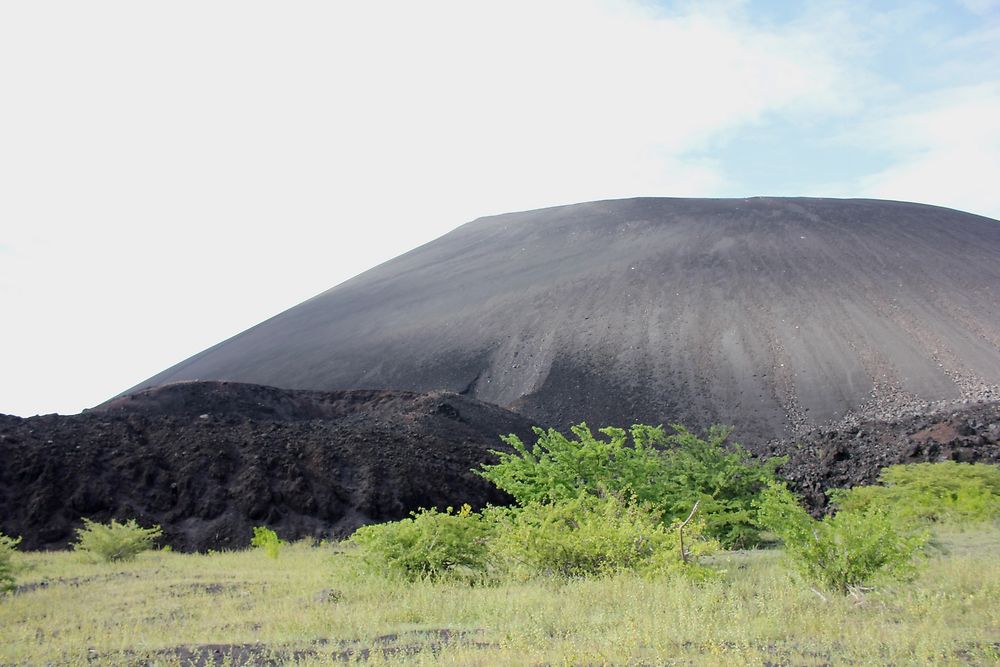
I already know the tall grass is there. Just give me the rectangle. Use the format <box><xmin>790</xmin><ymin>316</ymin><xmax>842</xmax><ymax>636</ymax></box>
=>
<box><xmin>2</xmin><ymin>526</ymin><xmax>999</xmax><ymax>665</ymax></box>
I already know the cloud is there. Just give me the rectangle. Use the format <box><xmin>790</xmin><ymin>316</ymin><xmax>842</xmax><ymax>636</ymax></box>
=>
<box><xmin>0</xmin><ymin>1</ymin><xmax>856</xmax><ymax>236</ymax></box>
<box><xmin>856</xmin><ymin>84</ymin><xmax>1000</xmax><ymax>219</ymax></box>
<box><xmin>9</xmin><ymin>1</ymin><xmax>996</xmax><ymax>416</ymax></box>
<box><xmin>956</xmin><ymin>0</ymin><xmax>1000</xmax><ymax>16</ymax></box>
<box><xmin>0</xmin><ymin>0</ymin><xmax>860</xmax><ymax>415</ymax></box>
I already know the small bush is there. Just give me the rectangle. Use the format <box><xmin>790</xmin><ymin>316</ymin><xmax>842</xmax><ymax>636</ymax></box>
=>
<box><xmin>251</xmin><ymin>526</ymin><xmax>284</xmax><ymax>559</ymax></box>
<box><xmin>757</xmin><ymin>482</ymin><xmax>928</xmax><ymax>594</ymax></box>
<box><xmin>829</xmin><ymin>461</ymin><xmax>1000</xmax><ymax>525</ymax></box>
<box><xmin>348</xmin><ymin>504</ymin><xmax>492</xmax><ymax>582</ymax></box>
<box><xmin>1</xmin><ymin>532</ymin><xmax>21</xmax><ymax>593</ymax></box>
<box><xmin>478</xmin><ymin>422</ymin><xmax>781</xmax><ymax>548</ymax></box>
<box><xmin>489</xmin><ymin>492</ymin><xmax>717</xmax><ymax>580</ymax></box>
<box><xmin>73</xmin><ymin>518</ymin><xmax>162</xmax><ymax>563</ymax></box>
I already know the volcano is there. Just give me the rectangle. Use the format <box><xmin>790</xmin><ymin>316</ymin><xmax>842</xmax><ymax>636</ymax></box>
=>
<box><xmin>128</xmin><ymin>197</ymin><xmax>1000</xmax><ymax>443</ymax></box>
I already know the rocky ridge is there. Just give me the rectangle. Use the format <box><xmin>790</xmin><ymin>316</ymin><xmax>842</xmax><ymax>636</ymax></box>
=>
<box><xmin>763</xmin><ymin>399</ymin><xmax>1000</xmax><ymax>512</ymax></box>
<box><xmin>0</xmin><ymin>382</ymin><xmax>535</xmax><ymax>551</ymax></box>
<box><xmin>2</xmin><ymin>382</ymin><xmax>998</xmax><ymax>551</ymax></box>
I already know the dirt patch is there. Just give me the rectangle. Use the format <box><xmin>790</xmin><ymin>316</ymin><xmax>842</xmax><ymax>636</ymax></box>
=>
<box><xmin>909</xmin><ymin>422</ymin><xmax>962</xmax><ymax>444</ymax></box>
<box><xmin>165</xmin><ymin>582</ymin><xmax>248</xmax><ymax>596</ymax></box>
<box><xmin>96</xmin><ymin>629</ymin><xmax>492</xmax><ymax>666</ymax></box>
<box><xmin>14</xmin><ymin>572</ymin><xmax>143</xmax><ymax>595</ymax></box>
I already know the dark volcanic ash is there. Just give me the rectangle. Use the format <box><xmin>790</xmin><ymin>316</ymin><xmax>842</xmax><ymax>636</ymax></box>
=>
<box><xmin>127</xmin><ymin>197</ymin><xmax>1000</xmax><ymax>444</ymax></box>
<box><xmin>0</xmin><ymin>382</ymin><xmax>535</xmax><ymax>551</ymax></box>
<box><xmin>2</xmin><ymin>382</ymin><xmax>999</xmax><ymax>551</ymax></box>
<box><xmin>6</xmin><ymin>197</ymin><xmax>1000</xmax><ymax>552</ymax></box>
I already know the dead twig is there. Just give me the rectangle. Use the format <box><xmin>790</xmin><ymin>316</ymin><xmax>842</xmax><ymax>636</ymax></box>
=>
<box><xmin>678</xmin><ymin>500</ymin><xmax>701</xmax><ymax>564</ymax></box>
<box><xmin>810</xmin><ymin>587</ymin><xmax>829</xmax><ymax>603</ymax></box>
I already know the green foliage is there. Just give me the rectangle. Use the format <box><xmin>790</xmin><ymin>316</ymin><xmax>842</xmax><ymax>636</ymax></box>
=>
<box><xmin>5</xmin><ymin>527</ymin><xmax>1000</xmax><ymax>664</ymax></box>
<box><xmin>1</xmin><ymin>532</ymin><xmax>21</xmax><ymax>594</ymax></box>
<box><xmin>347</xmin><ymin>494</ymin><xmax>717</xmax><ymax>583</ymax></box>
<box><xmin>757</xmin><ymin>482</ymin><xmax>929</xmax><ymax>594</ymax></box>
<box><xmin>250</xmin><ymin>526</ymin><xmax>284</xmax><ymax>559</ymax></box>
<box><xmin>478</xmin><ymin>423</ymin><xmax>668</xmax><ymax>506</ymax></box>
<box><xmin>489</xmin><ymin>492</ymin><xmax>717</xmax><ymax>580</ymax></box>
<box><xmin>73</xmin><ymin>518</ymin><xmax>162</xmax><ymax>563</ymax></box>
<box><xmin>656</xmin><ymin>425</ymin><xmax>785</xmax><ymax>548</ymax></box>
<box><xmin>829</xmin><ymin>461</ymin><xmax>1000</xmax><ymax>525</ymax></box>
<box><xmin>349</xmin><ymin>504</ymin><xmax>492</xmax><ymax>582</ymax></box>
<box><xmin>478</xmin><ymin>423</ymin><xmax>781</xmax><ymax>547</ymax></box>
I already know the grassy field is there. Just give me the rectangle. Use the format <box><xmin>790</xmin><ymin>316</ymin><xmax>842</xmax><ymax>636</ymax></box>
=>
<box><xmin>2</xmin><ymin>527</ymin><xmax>999</xmax><ymax>666</ymax></box>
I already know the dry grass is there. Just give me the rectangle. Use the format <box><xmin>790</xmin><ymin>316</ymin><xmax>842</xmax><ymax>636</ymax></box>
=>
<box><xmin>2</xmin><ymin>527</ymin><xmax>999</xmax><ymax>666</ymax></box>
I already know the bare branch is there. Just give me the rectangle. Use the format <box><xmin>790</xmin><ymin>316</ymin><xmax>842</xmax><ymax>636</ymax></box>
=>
<box><xmin>678</xmin><ymin>499</ymin><xmax>701</xmax><ymax>564</ymax></box>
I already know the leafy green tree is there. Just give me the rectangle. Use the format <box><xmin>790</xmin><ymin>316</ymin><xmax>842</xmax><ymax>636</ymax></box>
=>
<box><xmin>477</xmin><ymin>423</ymin><xmax>667</xmax><ymax>505</ymax></box>
<box><xmin>655</xmin><ymin>425</ymin><xmax>784</xmax><ymax>548</ymax></box>
<box><xmin>478</xmin><ymin>423</ymin><xmax>780</xmax><ymax>547</ymax></box>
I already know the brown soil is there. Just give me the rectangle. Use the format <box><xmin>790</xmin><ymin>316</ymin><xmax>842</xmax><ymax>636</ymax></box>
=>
<box><xmin>0</xmin><ymin>381</ymin><xmax>535</xmax><ymax>551</ymax></box>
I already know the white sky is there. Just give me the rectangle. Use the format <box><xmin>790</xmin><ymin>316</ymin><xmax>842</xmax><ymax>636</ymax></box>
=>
<box><xmin>2</xmin><ymin>0</ymin><xmax>999</xmax><ymax>416</ymax></box>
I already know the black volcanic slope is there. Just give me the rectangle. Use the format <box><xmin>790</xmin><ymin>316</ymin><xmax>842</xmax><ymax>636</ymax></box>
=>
<box><xmin>131</xmin><ymin>197</ymin><xmax>1000</xmax><ymax>443</ymax></box>
<box><xmin>1</xmin><ymin>382</ymin><xmax>535</xmax><ymax>551</ymax></box>
<box><xmin>5</xmin><ymin>382</ymin><xmax>999</xmax><ymax>551</ymax></box>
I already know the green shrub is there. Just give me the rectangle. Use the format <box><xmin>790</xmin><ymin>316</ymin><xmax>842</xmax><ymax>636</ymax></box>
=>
<box><xmin>489</xmin><ymin>492</ymin><xmax>717</xmax><ymax>580</ymax></box>
<box><xmin>757</xmin><ymin>482</ymin><xmax>928</xmax><ymax>594</ymax></box>
<box><xmin>348</xmin><ymin>504</ymin><xmax>492</xmax><ymax>582</ymax></box>
<box><xmin>1</xmin><ymin>532</ymin><xmax>21</xmax><ymax>593</ymax></box>
<box><xmin>73</xmin><ymin>518</ymin><xmax>162</xmax><ymax>563</ymax></box>
<box><xmin>478</xmin><ymin>423</ymin><xmax>668</xmax><ymax>506</ymax></box>
<box><xmin>250</xmin><ymin>526</ymin><xmax>284</xmax><ymax>559</ymax></box>
<box><xmin>479</xmin><ymin>423</ymin><xmax>780</xmax><ymax>547</ymax></box>
<box><xmin>656</xmin><ymin>425</ymin><xmax>784</xmax><ymax>548</ymax></box>
<box><xmin>829</xmin><ymin>461</ymin><xmax>1000</xmax><ymax>525</ymax></box>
